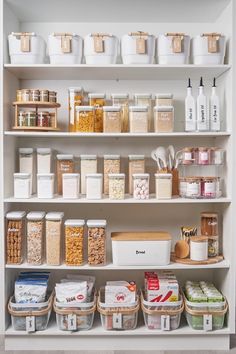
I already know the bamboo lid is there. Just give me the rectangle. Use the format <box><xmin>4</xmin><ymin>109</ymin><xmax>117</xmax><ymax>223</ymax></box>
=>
<box><xmin>111</xmin><ymin>231</ymin><xmax>171</xmax><ymax>241</ymax></box>
<box><xmin>190</xmin><ymin>236</ymin><xmax>208</xmax><ymax>243</ymax></box>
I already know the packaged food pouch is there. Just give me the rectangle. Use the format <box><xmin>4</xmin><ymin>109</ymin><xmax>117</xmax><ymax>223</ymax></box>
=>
<box><xmin>65</xmin><ymin>274</ymin><xmax>95</xmax><ymax>298</ymax></box>
<box><xmin>105</xmin><ymin>281</ymin><xmax>136</xmax><ymax>304</ymax></box>
<box><xmin>15</xmin><ymin>280</ymin><xmax>48</xmax><ymax>303</ymax></box>
<box><xmin>55</xmin><ymin>281</ymin><xmax>87</xmax><ymax>304</ymax></box>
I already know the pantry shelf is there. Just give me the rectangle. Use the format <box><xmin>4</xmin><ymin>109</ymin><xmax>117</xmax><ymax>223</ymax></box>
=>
<box><xmin>4</xmin><ymin>64</ymin><xmax>231</xmax><ymax>80</ymax></box>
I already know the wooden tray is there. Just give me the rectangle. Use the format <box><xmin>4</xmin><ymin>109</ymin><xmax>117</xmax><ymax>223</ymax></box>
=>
<box><xmin>12</xmin><ymin>126</ymin><xmax>60</xmax><ymax>132</ymax></box>
<box><xmin>13</xmin><ymin>101</ymin><xmax>61</xmax><ymax>108</ymax></box>
<box><xmin>171</xmin><ymin>252</ymin><xmax>224</xmax><ymax>265</ymax></box>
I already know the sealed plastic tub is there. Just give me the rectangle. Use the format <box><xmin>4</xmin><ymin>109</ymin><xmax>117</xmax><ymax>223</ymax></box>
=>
<box><xmin>192</xmin><ymin>33</ymin><xmax>226</xmax><ymax>65</ymax></box>
<box><xmin>121</xmin><ymin>32</ymin><xmax>155</xmax><ymax>64</ymax></box>
<box><xmin>157</xmin><ymin>33</ymin><xmax>190</xmax><ymax>64</ymax></box>
<box><xmin>48</xmin><ymin>33</ymin><xmax>83</xmax><ymax>64</ymax></box>
<box><xmin>84</xmin><ymin>33</ymin><xmax>118</xmax><ymax>64</ymax></box>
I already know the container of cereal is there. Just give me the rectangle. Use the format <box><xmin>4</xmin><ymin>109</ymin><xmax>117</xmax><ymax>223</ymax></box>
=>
<box><xmin>75</xmin><ymin>106</ymin><xmax>95</xmax><ymax>132</ymax></box>
<box><xmin>26</xmin><ymin>211</ymin><xmax>45</xmax><ymax>265</ymax></box>
<box><xmin>133</xmin><ymin>173</ymin><xmax>149</xmax><ymax>200</ymax></box>
<box><xmin>89</xmin><ymin>93</ymin><xmax>106</xmax><ymax>132</ymax></box>
<box><xmin>65</xmin><ymin>219</ymin><xmax>85</xmax><ymax>266</ymax></box>
<box><xmin>87</xmin><ymin>220</ymin><xmax>107</xmax><ymax>266</ymax></box>
<box><xmin>46</xmin><ymin>212</ymin><xmax>64</xmax><ymax>266</ymax></box>
<box><xmin>108</xmin><ymin>173</ymin><xmax>125</xmax><ymax>200</ymax></box>
<box><xmin>6</xmin><ymin>211</ymin><xmax>26</xmax><ymax>265</ymax></box>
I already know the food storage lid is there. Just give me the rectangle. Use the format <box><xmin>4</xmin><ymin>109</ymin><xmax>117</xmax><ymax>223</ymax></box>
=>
<box><xmin>111</xmin><ymin>231</ymin><xmax>171</xmax><ymax>241</ymax></box>
<box><xmin>103</xmin><ymin>106</ymin><xmax>121</xmax><ymax>112</ymax></box>
<box><xmin>87</xmin><ymin>219</ymin><xmax>107</xmax><ymax>227</ymax></box>
<box><xmin>201</xmin><ymin>212</ymin><xmax>218</xmax><ymax>217</ymax></box>
<box><xmin>155</xmin><ymin>173</ymin><xmax>172</xmax><ymax>178</ymax></box>
<box><xmin>62</xmin><ymin>173</ymin><xmax>79</xmax><ymax>178</ymax></box>
<box><xmin>155</xmin><ymin>93</ymin><xmax>173</xmax><ymax>99</ymax></box>
<box><xmin>65</xmin><ymin>219</ymin><xmax>85</xmax><ymax>226</ymax></box>
<box><xmin>133</xmin><ymin>173</ymin><xmax>150</xmax><ymax>178</ymax></box>
<box><xmin>46</xmin><ymin>212</ymin><xmax>64</xmax><ymax>221</ymax></box>
<box><xmin>37</xmin><ymin>148</ymin><xmax>52</xmax><ymax>155</ymax></box>
<box><xmin>80</xmin><ymin>154</ymin><xmax>97</xmax><ymax>160</ymax></box>
<box><xmin>104</xmin><ymin>154</ymin><xmax>120</xmax><ymax>159</ymax></box>
<box><xmin>134</xmin><ymin>93</ymin><xmax>152</xmax><ymax>99</ymax></box>
<box><xmin>190</xmin><ymin>236</ymin><xmax>208</xmax><ymax>243</ymax></box>
<box><xmin>14</xmin><ymin>173</ymin><xmax>31</xmax><ymax>179</ymax></box>
<box><xmin>86</xmin><ymin>173</ymin><xmax>103</xmax><ymax>178</ymax></box>
<box><xmin>6</xmin><ymin>211</ymin><xmax>26</xmax><ymax>220</ymax></box>
<box><xmin>88</xmin><ymin>93</ymin><xmax>105</xmax><ymax>99</ymax></box>
<box><xmin>56</xmin><ymin>154</ymin><xmax>74</xmax><ymax>160</ymax></box>
<box><xmin>76</xmin><ymin>106</ymin><xmax>95</xmax><ymax>111</ymax></box>
<box><xmin>27</xmin><ymin>211</ymin><xmax>45</xmax><ymax>221</ymax></box>
<box><xmin>154</xmin><ymin>106</ymin><xmax>174</xmax><ymax>112</ymax></box>
<box><xmin>68</xmin><ymin>87</ymin><xmax>83</xmax><ymax>92</ymax></box>
<box><xmin>129</xmin><ymin>105</ymin><xmax>148</xmax><ymax>112</ymax></box>
<box><xmin>108</xmin><ymin>173</ymin><xmax>125</xmax><ymax>178</ymax></box>
<box><xmin>37</xmin><ymin>173</ymin><xmax>54</xmax><ymax>178</ymax></box>
<box><xmin>19</xmin><ymin>148</ymin><xmax>34</xmax><ymax>154</ymax></box>
<box><xmin>128</xmin><ymin>154</ymin><xmax>145</xmax><ymax>160</ymax></box>
<box><xmin>111</xmin><ymin>93</ymin><xmax>129</xmax><ymax>99</ymax></box>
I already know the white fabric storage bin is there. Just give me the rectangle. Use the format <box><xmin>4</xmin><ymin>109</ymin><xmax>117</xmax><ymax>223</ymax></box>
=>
<box><xmin>192</xmin><ymin>34</ymin><xmax>226</xmax><ymax>65</ymax></box>
<box><xmin>84</xmin><ymin>33</ymin><xmax>118</xmax><ymax>64</ymax></box>
<box><xmin>48</xmin><ymin>33</ymin><xmax>83</xmax><ymax>64</ymax></box>
<box><xmin>121</xmin><ymin>32</ymin><xmax>155</xmax><ymax>64</ymax></box>
<box><xmin>8</xmin><ymin>32</ymin><xmax>46</xmax><ymax>64</ymax></box>
<box><xmin>157</xmin><ymin>33</ymin><xmax>190</xmax><ymax>64</ymax></box>
<box><xmin>111</xmin><ymin>232</ymin><xmax>171</xmax><ymax>266</ymax></box>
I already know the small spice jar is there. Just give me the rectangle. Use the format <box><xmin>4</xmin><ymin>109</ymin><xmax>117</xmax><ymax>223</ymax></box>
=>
<box><xmin>21</xmin><ymin>89</ymin><xmax>30</xmax><ymax>102</ymax></box>
<box><xmin>134</xmin><ymin>93</ymin><xmax>152</xmax><ymax>131</ymax></box>
<box><xmin>103</xmin><ymin>106</ymin><xmax>122</xmax><ymax>133</ymax></box>
<box><xmin>179</xmin><ymin>177</ymin><xmax>187</xmax><ymax>197</ymax></box>
<box><xmin>65</xmin><ymin>219</ymin><xmax>85</xmax><ymax>266</ymax></box>
<box><xmin>26</xmin><ymin>211</ymin><xmax>45</xmax><ymax>265</ymax></box>
<box><xmin>155</xmin><ymin>173</ymin><xmax>172</xmax><ymax>199</ymax></box>
<box><xmin>201</xmin><ymin>212</ymin><xmax>219</xmax><ymax>236</ymax></box>
<box><xmin>37</xmin><ymin>111</ymin><xmax>50</xmax><ymax>127</ymax></box>
<box><xmin>86</xmin><ymin>173</ymin><xmax>103</xmax><ymax>199</ymax></box>
<box><xmin>211</xmin><ymin>148</ymin><xmax>224</xmax><ymax>165</ymax></box>
<box><xmin>80</xmin><ymin>155</ymin><xmax>97</xmax><ymax>194</ymax></box>
<box><xmin>37</xmin><ymin>148</ymin><xmax>52</xmax><ymax>174</ymax></box>
<box><xmin>30</xmin><ymin>89</ymin><xmax>40</xmax><ymax>102</ymax></box>
<box><xmin>201</xmin><ymin>177</ymin><xmax>217</xmax><ymax>198</ymax></box>
<box><xmin>14</xmin><ymin>173</ymin><xmax>31</xmax><ymax>199</ymax></box>
<box><xmin>103</xmin><ymin>155</ymin><xmax>120</xmax><ymax>195</ymax></box>
<box><xmin>49</xmin><ymin>91</ymin><xmax>57</xmax><ymax>103</ymax></box>
<box><xmin>75</xmin><ymin>106</ymin><xmax>95</xmax><ymax>132</ymax></box>
<box><xmin>190</xmin><ymin>236</ymin><xmax>208</xmax><ymax>261</ymax></box>
<box><xmin>109</xmin><ymin>173</ymin><xmax>125</xmax><ymax>200</ymax></box>
<box><xmin>56</xmin><ymin>154</ymin><xmax>75</xmax><ymax>195</ymax></box>
<box><xmin>62</xmin><ymin>173</ymin><xmax>80</xmax><ymax>199</ymax></box>
<box><xmin>37</xmin><ymin>173</ymin><xmax>55</xmax><ymax>199</ymax></box>
<box><xmin>39</xmin><ymin>89</ymin><xmax>49</xmax><ymax>102</ymax></box>
<box><xmin>128</xmin><ymin>155</ymin><xmax>145</xmax><ymax>194</ymax></box>
<box><xmin>133</xmin><ymin>173</ymin><xmax>149</xmax><ymax>200</ymax></box>
<box><xmin>154</xmin><ymin>106</ymin><xmax>174</xmax><ymax>132</ymax></box>
<box><xmin>198</xmin><ymin>147</ymin><xmax>211</xmax><ymax>165</ymax></box>
<box><xmin>68</xmin><ymin>87</ymin><xmax>84</xmax><ymax>132</ymax></box>
<box><xmin>18</xmin><ymin>111</ymin><xmax>26</xmax><ymax>127</ymax></box>
<box><xmin>111</xmin><ymin>93</ymin><xmax>129</xmax><ymax>132</ymax></box>
<box><xmin>6</xmin><ymin>211</ymin><xmax>26</xmax><ymax>265</ymax></box>
<box><xmin>155</xmin><ymin>93</ymin><xmax>173</xmax><ymax>107</ymax></box>
<box><xmin>89</xmin><ymin>93</ymin><xmax>106</xmax><ymax>132</ymax></box>
<box><xmin>45</xmin><ymin>212</ymin><xmax>64</xmax><ymax>266</ymax></box>
<box><xmin>208</xmin><ymin>236</ymin><xmax>219</xmax><ymax>257</ymax></box>
<box><xmin>129</xmin><ymin>106</ymin><xmax>149</xmax><ymax>133</ymax></box>
<box><xmin>25</xmin><ymin>111</ymin><xmax>36</xmax><ymax>127</ymax></box>
<box><xmin>182</xmin><ymin>147</ymin><xmax>194</xmax><ymax>165</ymax></box>
<box><xmin>87</xmin><ymin>220</ymin><xmax>107</xmax><ymax>266</ymax></box>
<box><xmin>185</xmin><ymin>177</ymin><xmax>201</xmax><ymax>199</ymax></box>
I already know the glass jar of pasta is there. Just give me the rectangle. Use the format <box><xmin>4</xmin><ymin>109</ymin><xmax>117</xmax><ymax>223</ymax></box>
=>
<box><xmin>75</xmin><ymin>106</ymin><xmax>95</xmax><ymax>132</ymax></box>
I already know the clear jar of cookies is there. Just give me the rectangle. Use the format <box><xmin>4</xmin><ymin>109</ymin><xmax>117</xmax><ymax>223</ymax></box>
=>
<box><xmin>87</xmin><ymin>220</ymin><xmax>107</xmax><ymax>266</ymax></box>
<box><xmin>75</xmin><ymin>106</ymin><xmax>95</xmax><ymax>132</ymax></box>
<box><xmin>65</xmin><ymin>219</ymin><xmax>85</xmax><ymax>266</ymax></box>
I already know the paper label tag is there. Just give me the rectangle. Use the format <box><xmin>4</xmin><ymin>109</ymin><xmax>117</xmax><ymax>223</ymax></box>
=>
<box><xmin>203</xmin><ymin>314</ymin><xmax>212</xmax><ymax>331</ymax></box>
<box><xmin>26</xmin><ymin>316</ymin><xmax>35</xmax><ymax>332</ymax></box>
<box><xmin>61</xmin><ymin>36</ymin><xmax>72</xmax><ymax>53</ymax></box>
<box><xmin>136</xmin><ymin>38</ymin><xmax>146</xmax><ymax>54</ymax></box>
<box><xmin>172</xmin><ymin>36</ymin><xmax>182</xmax><ymax>53</ymax></box>
<box><xmin>21</xmin><ymin>35</ymin><xmax>30</xmax><ymax>52</ymax></box>
<box><xmin>161</xmin><ymin>315</ymin><xmax>170</xmax><ymax>331</ymax></box>
<box><xmin>113</xmin><ymin>313</ymin><xmax>122</xmax><ymax>329</ymax></box>
<box><xmin>208</xmin><ymin>36</ymin><xmax>218</xmax><ymax>53</ymax></box>
<box><xmin>94</xmin><ymin>37</ymin><xmax>104</xmax><ymax>53</ymax></box>
<box><xmin>67</xmin><ymin>314</ymin><xmax>77</xmax><ymax>330</ymax></box>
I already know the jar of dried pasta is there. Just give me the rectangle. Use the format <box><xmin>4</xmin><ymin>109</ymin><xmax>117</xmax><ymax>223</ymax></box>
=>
<box><xmin>103</xmin><ymin>155</ymin><xmax>120</xmax><ymax>195</ymax></box>
<box><xmin>111</xmin><ymin>93</ymin><xmax>129</xmax><ymax>132</ymax></box>
<box><xmin>46</xmin><ymin>212</ymin><xmax>64</xmax><ymax>266</ymax></box>
<box><xmin>26</xmin><ymin>211</ymin><xmax>45</xmax><ymax>265</ymax></box>
<box><xmin>128</xmin><ymin>155</ymin><xmax>145</xmax><ymax>194</ymax></box>
<box><xmin>87</xmin><ymin>220</ymin><xmax>107</xmax><ymax>266</ymax></box>
<box><xmin>68</xmin><ymin>87</ymin><xmax>84</xmax><ymax>132</ymax></box>
<box><xmin>56</xmin><ymin>154</ymin><xmax>75</xmax><ymax>195</ymax></box>
<box><xmin>109</xmin><ymin>173</ymin><xmax>125</xmax><ymax>200</ymax></box>
<box><xmin>75</xmin><ymin>106</ymin><xmax>95</xmax><ymax>132</ymax></box>
<box><xmin>103</xmin><ymin>106</ymin><xmax>122</xmax><ymax>133</ymax></box>
<box><xmin>89</xmin><ymin>93</ymin><xmax>106</xmax><ymax>132</ymax></box>
<box><xmin>129</xmin><ymin>106</ymin><xmax>149</xmax><ymax>133</ymax></box>
<box><xmin>6</xmin><ymin>211</ymin><xmax>26</xmax><ymax>265</ymax></box>
<box><xmin>65</xmin><ymin>219</ymin><xmax>85</xmax><ymax>266</ymax></box>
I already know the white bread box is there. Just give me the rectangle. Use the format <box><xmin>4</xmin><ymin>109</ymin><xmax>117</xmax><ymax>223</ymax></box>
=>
<box><xmin>192</xmin><ymin>33</ymin><xmax>226</xmax><ymax>65</ymax></box>
<box><xmin>121</xmin><ymin>32</ymin><xmax>155</xmax><ymax>64</ymax></box>
<box><xmin>8</xmin><ymin>32</ymin><xmax>46</xmax><ymax>64</ymax></box>
<box><xmin>111</xmin><ymin>232</ymin><xmax>171</xmax><ymax>266</ymax></box>
<box><xmin>157</xmin><ymin>33</ymin><xmax>190</xmax><ymax>64</ymax></box>
<box><xmin>48</xmin><ymin>33</ymin><xmax>83</xmax><ymax>64</ymax></box>
<box><xmin>84</xmin><ymin>33</ymin><xmax>118</xmax><ymax>64</ymax></box>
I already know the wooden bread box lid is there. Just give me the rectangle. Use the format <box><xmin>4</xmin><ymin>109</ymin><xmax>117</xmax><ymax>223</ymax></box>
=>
<box><xmin>111</xmin><ymin>231</ymin><xmax>171</xmax><ymax>241</ymax></box>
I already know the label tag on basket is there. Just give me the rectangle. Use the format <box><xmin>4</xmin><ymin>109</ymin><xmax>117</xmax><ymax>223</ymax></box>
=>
<box><xmin>94</xmin><ymin>36</ymin><xmax>104</xmax><ymax>53</ymax></box>
<box><xmin>161</xmin><ymin>315</ymin><xmax>170</xmax><ymax>331</ymax></box>
<box><xmin>113</xmin><ymin>313</ymin><xmax>122</xmax><ymax>329</ymax></box>
<box><xmin>172</xmin><ymin>36</ymin><xmax>182</xmax><ymax>53</ymax></box>
<box><xmin>208</xmin><ymin>36</ymin><xmax>218</xmax><ymax>53</ymax></box>
<box><xmin>61</xmin><ymin>36</ymin><xmax>72</xmax><ymax>53</ymax></box>
<box><xmin>26</xmin><ymin>316</ymin><xmax>35</xmax><ymax>332</ymax></box>
<box><xmin>203</xmin><ymin>314</ymin><xmax>212</xmax><ymax>331</ymax></box>
<box><xmin>68</xmin><ymin>314</ymin><xmax>77</xmax><ymax>330</ymax></box>
<box><xmin>136</xmin><ymin>38</ymin><xmax>146</xmax><ymax>54</ymax></box>
<box><xmin>21</xmin><ymin>35</ymin><xmax>30</xmax><ymax>52</ymax></box>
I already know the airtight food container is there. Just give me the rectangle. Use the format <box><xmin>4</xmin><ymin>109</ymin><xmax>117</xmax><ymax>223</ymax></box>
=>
<box><xmin>84</xmin><ymin>33</ymin><xmax>118</xmax><ymax>64</ymax></box>
<box><xmin>48</xmin><ymin>33</ymin><xmax>83</xmax><ymax>64</ymax></box>
<box><xmin>121</xmin><ymin>32</ymin><xmax>155</xmax><ymax>64</ymax></box>
<box><xmin>111</xmin><ymin>232</ymin><xmax>171</xmax><ymax>266</ymax></box>
<box><xmin>192</xmin><ymin>33</ymin><xmax>226</xmax><ymax>65</ymax></box>
<box><xmin>8</xmin><ymin>32</ymin><xmax>46</xmax><ymax>64</ymax></box>
<box><xmin>157</xmin><ymin>33</ymin><xmax>190</xmax><ymax>64</ymax></box>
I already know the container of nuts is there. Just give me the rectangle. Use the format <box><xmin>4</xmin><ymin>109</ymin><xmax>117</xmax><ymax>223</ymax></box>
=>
<box><xmin>6</xmin><ymin>211</ymin><xmax>26</xmax><ymax>265</ymax></box>
<box><xmin>26</xmin><ymin>211</ymin><xmax>45</xmax><ymax>265</ymax></box>
<box><xmin>87</xmin><ymin>220</ymin><xmax>107</xmax><ymax>266</ymax></box>
<box><xmin>65</xmin><ymin>219</ymin><xmax>85</xmax><ymax>266</ymax></box>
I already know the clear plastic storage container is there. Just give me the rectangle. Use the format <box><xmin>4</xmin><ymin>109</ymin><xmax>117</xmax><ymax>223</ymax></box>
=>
<box><xmin>68</xmin><ymin>87</ymin><xmax>84</xmax><ymax>132</ymax></box>
<box><xmin>37</xmin><ymin>148</ymin><xmax>52</xmax><ymax>174</ymax></box>
<box><xmin>128</xmin><ymin>155</ymin><xmax>145</xmax><ymax>194</ymax></box>
<box><xmin>65</xmin><ymin>219</ymin><xmax>85</xmax><ymax>266</ymax></box>
<box><xmin>89</xmin><ymin>93</ymin><xmax>106</xmax><ymax>132</ymax></box>
<box><xmin>26</xmin><ymin>211</ymin><xmax>45</xmax><ymax>265</ymax></box>
<box><xmin>14</xmin><ymin>173</ymin><xmax>31</xmax><ymax>199</ymax></box>
<box><xmin>46</xmin><ymin>212</ymin><xmax>64</xmax><ymax>265</ymax></box>
<box><xmin>56</xmin><ymin>155</ymin><xmax>74</xmax><ymax>195</ymax></box>
<box><xmin>86</xmin><ymin>174</ymin><xmax>103</xmax><ymax>199</ymax></box>
<box><xmin>109</xmin><ymin>173</ymin><xmax>125</xmax><ymax>200</ymax></box>
<box><xmin>155</xmin><ymin>173</ymin><xmax>172</xmax><ymax>199</ymax></box>
<box><xmin>62</xmin><ymin>173</ymin><xmax>80</xmax><ymax>199</ymax></box>
<box><xmin>37</xmin><ymin>173</ymin><xmax>55</xmax><ymax>199</ymax></box>
<box><xmin>133</xmin><ymin>173</ymin><xmax>149</xmax><ymax>200</ymax></box>
<box><xmin>154</xmin><ymin>106</ymin><xmax>174</xmax><ymax>133</ymax></box>
<box><xmin>19</xmin><ymin>147</ymin><xmax>34</xmax><ymax>194</ymax></box>
<box><xmin>80</xmin><ymin>155</ymin><xmax>97</xmax><ymax>195</ymax></box>
<box><xmin>103</xmin><ymin>106</ymin><xmax>122</xmax><ymax>133</ymax></box>
<box><xmin>134</xmin><ymin>94</ymin><xmax>152</xmax><ymax>131</ymax></box>
<box><xmin>87</xmin><ymin>220</ymin><xmax>107</xmax><ymax>266</ymax></box>
<box><xmin>111</xmin><ymin>94</ymin><xmax>129</xmax><ymax>132</ymax></box>
<box><xmin>75</xmin><ymin>106</ymin><xmax>95</xmax><ymax>132</ymax></box>
<box><xmin>129</xmin><ymin>106</ymin><xmax>149</xmax><ymax>133</ymax></box>
<box><xmin>103</xmin><ymin>155</ymin><xmax>120</xmax><ymax>195</ymax></box>
<box><xmin>6</xmin><ymin>211</ymin><xmax>26</xmax><ymax>265</ymax></box>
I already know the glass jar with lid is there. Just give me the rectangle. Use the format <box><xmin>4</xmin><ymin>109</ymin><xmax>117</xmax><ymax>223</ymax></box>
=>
<box><xmin>68</xmin><ymin>87</ymin><xmax>84</xmax><ymax>132</ymax></box>
<box><xmin>16</xmin><ymin>90</ymin><xmax>23</xmax><ymax>102</ymax></box>
<box><xmin>21</xmin><ymin>89</ymin><xmax>30</xmax><ymax>102</ymax></box>
<box><xmin>185</xmin><ymin>177</ymin><xmax>201</xmax><ymax>199</ymax></box>
<box><xmin>198</xmin><ymin>147</ymin><xmax>211</xmax><ymax>165</ymax></box>
<box><xmin>128</xmin><ymin>155</ymin><xmax>145</xmax><ymax>194</ymax></box>
<box><xmin>134</xmin><ymin>93</ymin><xmax>152</xmax><ymax>131</ymax></box>
<box><xmin>210</xmin><ymin>148</ymin><xmax>225</xmax><ymax>165</ymax></box>
<box><xmin>30</xmin><ymin>89</ymin><xmax>40</xmax><ymax>102</ymax></box>
<box><xmin>111</xmin><ymin>93</ymin><xmax>129</xmax><ymax>132</ymax></box>
<box><xmin>37</xmin><ymin>111</ymin><xmax>50</xmax><ymax>127</ymax></box>
<box><xmin>179</xmin><ymin>177</ymin><xmax>187</xmax><ymax>197</ymax></box>
<box><xmin>86</xmin><ymin>173</ymin><xmax>103</xmax><ymax>199</ymax></box>
<box><xmin>26</xmin><ymin>211</ymin><xmax>45</xmax><ymax>265</ymax></box>
<box><xmin>75</xmin><ymin>106</ymin><xmax>95</xmax><ymax>132</ymax></box>
<box><xmin>155</xmin><ymin>173</ymin><xmax>172</xmax><ymax>199</ymax></box>
<box><xmin>65</xmin><ymin>219</ymin><xmax>85</xmax><ymax>266</ymax></box>
<box><xmin>103</xmin><ymin>155</ymin><xmax>120</xmax><ymax>195</ymax></box>
<box><xmin>56</xmin><ymin>154</ymin><xmax>75</xmax><ymax>195</ymax></box>
<box><xmin>18</xmin><ymin>111</ymin><xmax>26</xmax><ymax>127</ymax></box>
<box><xmin>155</xmin><ymin>93</ymin><xmax>173</xmax><ymax>107</ymax></box>
<box><xmin>154</xmin><ymin>106</ymin><xmax>174</xmax><ymax>132</ymax></box>
<box><xmin>6</xmin><ymin>211</ymin><xmax>26</xmax><ymax>265</ymax></box>
<box><xmin>103</xmin><ymin>106</ymin><xmax>122</xmax><ymax>133</ymax></box>
<box><xmin>109</xmin><ymin>173</ymin><xmax>125</xmax><ymax>200</ymax></box>
<box><xmin>80</xmin><ymin>155</ymin><xmax>97</xmax><ymax>194</ymax></box>
<box><xmin>182</xmin><ymin>147</ymin><xmax>195</xmax><ymax>165</ymax></box>
<box><xmin>201</xmin><ymin>212</ymin><xmax>218</xmax><ymax>236</ymax></box>
<box><xmin>201</xmin><ymin>177</ymin><xmax>217</xmax><ymax>198</ymax></box>
<box><xmin>89</xmin><ymin>93</ymin><xmax>106</xmax><ymax>132</ymax></box>
<box><xmin>87</xmin><ymin>220</ymin><xmax>107</xmax><ymax>266</ymax></box>
<box><xmin>39</xmin><ymin>89</ymin><xmax>49</xmax><ymax>102</ymax></box>
<box><xmin>49</xmin><ymin>91</ymin><xmax>57</xmax><ymax>103</ymax></box>
<box><xmin>129</xmin><ymin>106</ymin><xmax>149</xmax><ymax>133</ymax></box>
<box><xmin>25</xmin><ymin>111</ymin><xmax>36</xmax><ymax>127</ymax></box>
<box><xmin>133</xmin><ymin>173</ymin><xmax>149</xmax><ymax>200</ymax></box>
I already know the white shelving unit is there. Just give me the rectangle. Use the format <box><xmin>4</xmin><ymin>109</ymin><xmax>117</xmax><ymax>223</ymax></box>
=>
<box><xmin>1</xmin><ymin>0</ymin><xmax>235</xmax><ymax>351</ymax></box>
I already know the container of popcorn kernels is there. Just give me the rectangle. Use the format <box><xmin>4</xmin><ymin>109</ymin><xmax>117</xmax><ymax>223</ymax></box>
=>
<box><xmin>133</xmin><ymin>173</ymin><xmax>149</xmax><ymax>200</ymax></box>
<box><xmin>108</xmin><ymin>174</ymin><xmax>125</xmax><ymax>200</ymax></box>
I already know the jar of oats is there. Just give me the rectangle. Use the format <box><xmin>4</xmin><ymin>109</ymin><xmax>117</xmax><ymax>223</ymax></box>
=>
<box><xmin>103</xmin><ymin>155</ymin><xmax>120</xmax><ymax>195</ymax></box>
<box><xmin>87</xmin><ymin>220</ymin><xmax>107</xmax><ymax>266</ymax></box>
<box><xmin>103</xmin><ymin>106</ymin><xmax>122</xmax><ymax>133</ymax></box>
<box><xmin>75</xmin><ymin>106</ymin><xmax>95</xmax><ymax>132</ymax></box>
<box><xmin>46</xmin><ymin>212</ymin><xmax>64</xmax><ymax>266</ymax></box>
<box><xmin>89</xmin><ymin>93</ymin><xmax>106</xmax><ymax>132</ymax></box>
<box><xmin>26</xmin><ymin>211</ymin><xmax>45</xmax><ymax>265</ymax></box>
<box><xmin>108</xmin><ymin>173</ymin><xmax>125</xmax><ymax>200</ymax></box>
<box><xmin>65</xmin><ymin>219</ymin><xmax>85</xmax><ymax>266</ymax></box>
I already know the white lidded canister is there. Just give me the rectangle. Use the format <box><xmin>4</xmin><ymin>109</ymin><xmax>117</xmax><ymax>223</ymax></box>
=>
<box><xmin>84</xmin><ymin>33</ymin><xmax>118</xmax><ymax>64</ymax></box>
<box><xmin>157</xmin><ymin>33</ymin><xmax>190</xmax><ymax>64</ymax></box>
<box><xmin>192</xmin><ymin>33</ymin><xmax>226</xmax><ymax>65</ymax></box>
<box><xmin>48</xmin><ymin>33</ymin><xmax>83</xmax><ymax>64</ymax></box>
<box><xmin>8</xmin><ymin>32</ymin><xmax>46</xmax><ymax>64</ymax></box>
<box><xmin>121</xmin><ymin>32</ymin><xmax>155</xmax><ymax>64</ymax></box>
<box><xmin>190</xmin><ymin>236</ymin><xmax>208</xmax><ymax>261</ymax></box>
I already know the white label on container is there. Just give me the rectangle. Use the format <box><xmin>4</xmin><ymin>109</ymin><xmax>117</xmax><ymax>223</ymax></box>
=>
<box><xmin>199</xmin><ymin>152</ymin><xmax>208</xmax><ymax>162</ymax></box>
<box><xmin>184</xmin><ymin>152</ymin><xmax>192</xmax><ymax>161</ymax></box>
<box><xmin>204</xmin><ymin>181</ymin><xmax>216</xmax><ymax>193</ymax></box>
<box><xmin>203</xmin><ymin>314</ymin><xmax>212</xmax><ymax>331</ymax></box>
<box><xmin>113</xmin><ymin>313</ymin><xmax>122</xmax><ymax>329</ymax></box>
<box><xmin>26</xmin><ymin>316</ymin><xmax>35</xmax><ymax>332</ymax></box>
<box><xmin>161</xmin><ymin>315</ymin><xmax>170</xmax><ymax>331</ymax></box>
<box><xmin>186</xmin><ymin>182</ymin><xmax>200</xmax><ymax>197</ymax></box>
<box><xmin>68</xmin><ymin>314</ymin><xmax>77</xmax><ymax>330</ymax></box>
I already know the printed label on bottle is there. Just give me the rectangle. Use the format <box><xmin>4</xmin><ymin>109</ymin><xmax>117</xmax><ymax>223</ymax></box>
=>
<box><xmin>68</xmin><ymin>314</ymin><xmax>77</xmax><ymax>330</ymax></box>
<box><xmin>113</xmin><ymin>313</ymin><xmax>122</xmax><ymax>329</ymax></box>
<box><xmin>203</xmin><ymin>314</ymin><xmax>212</xmax><ymax>331</ymax></box>
<box><xmin>136</xmin><ymin>37</ymin><xmax>146</xmax><ymax>54</ymax></box>
<box><xmin>26</xmin><ymin>316</ymin><xmax>35</xmax><ymax>332</ymax></box>
<box><xmin>161</xmin><ymin>315</ymin><xmax>170</xmax><ymax>331</ymax></box>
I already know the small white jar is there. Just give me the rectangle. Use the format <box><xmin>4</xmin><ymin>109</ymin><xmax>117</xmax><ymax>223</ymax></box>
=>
<box><xmin>133</xmin><ymin>173</ymin><xmax>149</xmax><ymax>200</ymax></box>
<box><xmin>155</xmin><ymin>173</ymin><xmax>172</xmax><ymax>199</ymax></box>
<box><xmin>62</xmin><ymin>173</ymin><xmax>80</xmax><ymax>199</ymax></box>
<box><xmin>86</xmin><ymin>173</ymin><xmax>103</xmax><ymax>199</ymax></box>
<box><xmin>37</xmin><ymin>173</ymin><xmax>54</xmax><ymax>199</ymax></box>
<box><xmin>14</xmin><ymin>173</ymin><xmax>31</xmax><ymax>199</ymax></box>
<box><xmin>190</xmin><ymin>236</ymin><xmax>208</xmax><ymax>261</ymax></box>
<box><xmin>129</xmin><ymin>106</ymin><xmax>149</xmax><ymax>133</ymax></box>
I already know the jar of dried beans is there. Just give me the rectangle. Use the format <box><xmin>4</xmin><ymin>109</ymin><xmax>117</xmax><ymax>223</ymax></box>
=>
<box><xmin>26</xmin><ymin>211</ymin><xmax>45</xmax><ymax>265</ymax></box>
<box><xmin>56</xmin><ymin>154</ymin><xmax>74</xmax><ymax>195</ymax></box>
<box><xmin>103</xmin><ymin>106</ymin><xmax>122</xmax><ymax>133</ymax></box>
<box><xmin>65</xmin><ymin>219</ymin><xmax>85</xmax><ymax>266</ymax></box>
<box><xmin>87</xmin><ymin>220</ymin><xmax>107</xmax><ymax>266</ymax></box>
<box><xmin>89</xmin><ymin>93</ymin><xmax>106</xmax><ymax>132</ymax></box>
<box><xmin>46</xmin><ymin>212</ymin><xmax>64</xmax><ymax>266</ymax></box>
<box><xmin>6</xmin><ymin>211</ymin><xmax>26</xmax><ymax>265</ymax></box>
<box><xmin>75</xmin><ymin>106</ymin><xmax>95</xmax><ymax>132</ymax></box>
<box><xmin>103</xmin><ymin>155</ymin><xmax>120</xmax><ymax>195</ymax></box>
